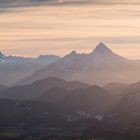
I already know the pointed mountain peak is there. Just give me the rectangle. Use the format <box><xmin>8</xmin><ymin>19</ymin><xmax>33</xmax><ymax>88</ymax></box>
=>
<box><xmin>65</xmin><ymin>50</ymin><xmax>77</xmax><ymax>57</ymax></box>
<box><xmin>63</xmin><ymin>50</ymin><xmax>78</xmax><ymax>60</ymax></box>
<box><xmin>96</xmin><ymin>42</ymin><xmax>107</xmax><ymax>48</ymax></box>
<box><xmin>94</xmin><ymin>43</ymin><xmax>112</xmax><ymax>53</ymax></box>
<box><xmin>70</xmin><ymin>50</ymin><xmax>77</xmax><ymax>55</ymax></box>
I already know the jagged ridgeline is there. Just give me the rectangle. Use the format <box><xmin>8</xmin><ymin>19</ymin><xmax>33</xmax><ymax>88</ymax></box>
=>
<box><xmin>1</xmin><ymin>43</ymin><xmax>140</xmax><ymax>86</ymax></box>
<box><xmin>18</xmin><ymin>43</ymin><xmax>140</xmax><ymax>86</ymax></box>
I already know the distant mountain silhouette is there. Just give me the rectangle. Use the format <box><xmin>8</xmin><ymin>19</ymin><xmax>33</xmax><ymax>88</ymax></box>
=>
<box><xmin>0</xmin><ymin>77</ymin><xmax>89</xmax><ymax>100</ymax></box>
<box><xmin>19</xmin><ymin>43</ymin><xmax>140</xmax><ymax>86</ymax></box>
<box><xmin>109</xmin><ymin>81</ymin><xmax>140</xmax><ymax>127</ymax></box>
<box><xmin>104</xmin><ymin>82</ymin><xmax>129</xmax><ymax>96</ymax></box>
<box><xmin>54</xmin><ymin>85</ymin><xmax>117</xmax><ymax>115</ymax></box>
<box><xmin>0</xmin><ymin>76</ymin><xmax>118</xmax><ymax>115</ymax></box>
<box><xmin>38</xmin><ymin>87</ymin><xmax>69</xmax><ymax>103</ymax></box>
<box><xmin>0</xmin><ymin>51</ymin><xmax>60</xmax><ymax>86</ymax></box>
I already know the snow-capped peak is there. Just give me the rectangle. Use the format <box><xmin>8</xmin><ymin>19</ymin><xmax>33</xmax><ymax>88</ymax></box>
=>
<box><xmin>87</xmin><ymin>43</ymin><xmax>128</xmax><ymax>65</ymax></box>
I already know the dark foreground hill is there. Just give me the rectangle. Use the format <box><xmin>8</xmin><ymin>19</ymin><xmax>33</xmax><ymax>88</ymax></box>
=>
<box><xmin>0</xmin><ymin>78</ymin><xmax>140</xmax><ymax>139</ymax></box>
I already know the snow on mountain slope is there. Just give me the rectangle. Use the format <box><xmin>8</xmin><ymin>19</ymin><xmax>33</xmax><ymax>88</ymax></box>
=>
<box><xmin>18</xmin><ymin>43</ymin><xmax>140</xmax><ymax>86</ymax></box>
<box><xmin>0</xmin><ymin>52</ymin><xmax>60</xmax><ymax>86</ymax></box>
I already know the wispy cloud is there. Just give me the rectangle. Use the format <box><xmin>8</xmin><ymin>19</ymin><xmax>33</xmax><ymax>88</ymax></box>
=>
<box><xmin>0</xmin><ymin>0</ymin><xmax>140</xmax><ymax>58</ymax></box>
<box><xmin>1</xmin><ymin>0</ymin><xmax>140</xmax><ymax>8</ymax></box>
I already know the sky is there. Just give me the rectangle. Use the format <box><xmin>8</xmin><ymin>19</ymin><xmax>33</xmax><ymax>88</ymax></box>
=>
<box><xmin>0</xmin><ymin>0</ymin><xmax>140</xmax><ymax>59</ymax></box>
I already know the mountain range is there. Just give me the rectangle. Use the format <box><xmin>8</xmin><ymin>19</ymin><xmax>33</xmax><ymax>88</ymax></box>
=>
<box><xmin>0</xmin><ymin>76</ymin><xmax>140</xmax><ymax>128</ymax></box>
<box><xmin>0</xmin><ymin>51</ymin><xmax>60</xmax><ymax>64</ymax></box>
<box><xmin>0</xmin><ymin>75</ymin><xmax>140</xmax><ymax>138</ymax></box>
<box><xmin>0</xmin><ymin>77</ymin><xmax>89</xmax><ymax>100</ymax></box>
<box><xmin>1</xmin><ymin>43</ymin><xmax>140</xmax><ymax>87</ymax></box>
<box><xmin>0</xmin><ymin>52</ymin><xmax>60</xmax><ymax>86</ymax></box>
<box><xmin>18</xmin><ymin>43</ymin><xmax>140</xmax><ymax>86</ymax></box>
<box><xmin>108</xmin><ymin>81</ymin><xmax>140</xmax><ymax>130</ymax></box>
<box><xmin>0</xmin><ymin>76</ymin><xmax>118</xmax><ymax>119</ymax></box>
<box><xmin>2</xmin><ymin>75</ymin><xmax>140</xmax><ymax>117</ymax></box>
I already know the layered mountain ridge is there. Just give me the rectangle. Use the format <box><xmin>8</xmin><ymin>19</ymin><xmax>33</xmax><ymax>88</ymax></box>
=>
<box><xmin>18</xmin><ymin>43</ymin><xmax>140</xmax><ymax>86</ymax></box>
<box><xmin>0</xmin><ymin>52</ymin><xmax>60</xmax><ymax>86</ymax></box>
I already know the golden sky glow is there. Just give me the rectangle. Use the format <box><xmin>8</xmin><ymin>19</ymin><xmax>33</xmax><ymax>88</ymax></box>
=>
<box><xmin>0</xmin><ymin>1</ymin><xmax>140</xmax><ymax>59</ymax></box>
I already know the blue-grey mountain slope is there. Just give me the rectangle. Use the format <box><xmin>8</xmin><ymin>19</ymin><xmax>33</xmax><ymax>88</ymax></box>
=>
<box><xmin>19</xmin><ymin>43</ymin><xmax>140</xmax><ymax>86</ymax></box>
<box><xmin>0</xmin><ymin>52</ymin><xmax>60</xmax><ymax>86</ymax></box>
